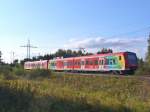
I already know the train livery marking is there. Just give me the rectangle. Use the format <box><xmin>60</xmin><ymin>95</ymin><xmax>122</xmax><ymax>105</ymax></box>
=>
<box><xmin>24</xmin><ymin>51</ymin><xmax>138</xmax><ymax>74</ymax></box>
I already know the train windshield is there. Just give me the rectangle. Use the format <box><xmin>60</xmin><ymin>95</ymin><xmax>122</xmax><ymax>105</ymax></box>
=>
<box><xmin>127</xmin><ymin>53</ymin><xmax>138</xmax><ymax>65</ymax></box>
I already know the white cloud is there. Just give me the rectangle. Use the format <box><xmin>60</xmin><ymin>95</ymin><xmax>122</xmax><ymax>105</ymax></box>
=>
<box><xmin>64</xmin><ymin>37</ymin><xmax>147</xmax><ymax>58</ymax></box>
<box><xmin>64</xmin><ymin>37</ymin><xmax>145</xmax><ymax>48</ymax></box>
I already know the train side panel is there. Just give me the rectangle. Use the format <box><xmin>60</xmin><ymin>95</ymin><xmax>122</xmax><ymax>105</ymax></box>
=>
<box><xmin>56</xmin><ymin>59</ymin><xmax>64</xmax><ymax>70</ymax></box>
<box><xmin>63</xmin><ymin>58</ymin><xmax>74</xmax><ymax>71</ymax></box>
<box><xmin>84</xmin><ymin>57</ymin><xmax>99</xmax><ymax>71</ymax></box>
<box><xmin>24</xmin><ymin>60</ymin><xmax>48</xmax><ymax>70</ymax></box>
<box><xmin>73</xmin><ymin>58</ymin><xmax>81</xmax><ymax>70</ymax></box>
<box><xmin>48</xmin><ymin>59</ymin><xmax>56</xmax><ymax>70</ymax></box>
<box><xmin>103</xmin><ymin>53</ymin><xmax>126</xmax><ymax>71</ymax></box>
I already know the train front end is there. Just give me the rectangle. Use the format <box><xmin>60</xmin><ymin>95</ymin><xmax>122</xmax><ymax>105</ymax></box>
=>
<box><xmin>125</xmin><ymin>52</ymin><xmax>138</xmax><ymax>73</ymax></box>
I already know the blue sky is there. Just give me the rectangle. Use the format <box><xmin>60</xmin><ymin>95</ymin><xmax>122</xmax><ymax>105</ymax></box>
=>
<box><xmin>0</xmin><ymin>0</ymin><xmax>150</xmax><ymax>62</ymax></box>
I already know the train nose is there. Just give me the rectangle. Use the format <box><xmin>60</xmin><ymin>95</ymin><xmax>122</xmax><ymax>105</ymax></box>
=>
<box><xmin>129</xmin><ymin>65</ymin><xmax>138</xmax><ymax>70</ymax></box>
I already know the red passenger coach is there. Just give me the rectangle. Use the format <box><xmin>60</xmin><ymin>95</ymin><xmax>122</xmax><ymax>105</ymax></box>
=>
<box><xmin>73</xmin><ymin>58</ymin><xmax>81</xmax><ymax>70</ymax></box>
<box><xmin>56</xmin><ymin>58</ymin><xmax>64</xmax><ymax>70</ymax></box>
<box><xmin>63</xmin><ymin>57</ymin><xmax>74</xmax><ymax>70</ymax></box>
<box><xmin>84</xmin><ymin>56</ymin><xmax>99</xmax><ymax>71</ymax></box>
<box><xmin>24</xmin><ymin>60</ymin><xmax>48</xmax><ymax>70</ymax></box>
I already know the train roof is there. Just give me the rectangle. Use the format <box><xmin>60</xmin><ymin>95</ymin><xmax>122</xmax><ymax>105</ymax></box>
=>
<box><xmin>24</xmin><ymin>51</ymin><xmax>136</xmax><ymax>63</ymax></box>
<box><xmin>25</xmin><ymin>60</ymin><xmax>48</xmax><ymax>63</ymax></box>
<box><xmin>52</xmin><ymin>51</ymin><xmax>136</xmax><ymax>60</ymax></box>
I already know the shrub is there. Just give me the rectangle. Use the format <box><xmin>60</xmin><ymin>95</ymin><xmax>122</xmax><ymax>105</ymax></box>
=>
<box><xmin>25</xmin><ymin>69</ymin><xmax>51</xmax><ymax>80</ymax></box>
<box><xmin>0</xmin><ymin>65</ymin><xmax>12</xmax><ymax>76</ymax></box>
<box><xmin>12</xmin><ymin>67</ymin><xmax>26</xmax><ymax>76</ymax></box>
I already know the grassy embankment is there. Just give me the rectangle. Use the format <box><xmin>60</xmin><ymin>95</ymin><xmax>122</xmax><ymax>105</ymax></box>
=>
<box><xmin>0</xmin><ymin>65</ymin><xmax>150</xmax><ymax>112</ymax></box>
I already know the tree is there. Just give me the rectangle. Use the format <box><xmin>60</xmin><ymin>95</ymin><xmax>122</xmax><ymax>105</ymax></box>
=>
<box><xmin>135</xmin><ymin>35</ymin><xmax>150</xmax><ymax>75</ymax></box>
<box><xmin>146</xmin><ymin>35</ymin><xmax>150</xmax><ymax>64</ymax></box>
<box><xmin>0</xmin><ymin>51</ymin><xmax>3</xmax><ymax>64</ymax></box>
<box><xmin>66</xmin><ymin>49</ymin><xmax>72</xmax><ymax>56</ymax></box>
<box><xmin>97</xmin><ymin>48</ymin><xmax>113</xmax><ymax>54</ymax></box>
<box><xmin>77</xmin><ymin>50</ymin><xmax>83</xmax><ymax>56</ymax></box>
<box><xmin>144</xmin><ymin>35</ymin><xmax>150</xmax><ymax>71</ymax></box>
<box><xmin>55</xmin><ymin>49</ymin><xmax>66</xmax><ymax>57</ymax></box>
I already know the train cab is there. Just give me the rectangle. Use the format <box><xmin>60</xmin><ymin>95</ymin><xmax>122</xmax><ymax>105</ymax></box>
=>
<box><xmin>125</xmin><ymin>52</ymin><xmax>138</xmax><ymax>71</ymax></box>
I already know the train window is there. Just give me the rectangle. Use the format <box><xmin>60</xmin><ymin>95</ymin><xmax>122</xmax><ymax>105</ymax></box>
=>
<box><xmin>101</xmin><ymin>60</ymin><xmax>104</xmax><ymax>65</ymax></box>
<box><xmin>90</xmin><ymin>61</ymin><xmax>93</xmax><ymax>65</ymax></box>
<box><xmin>71</xmin><ymin>62</ymin><xmax>73</xmax><ymax>66</ymax></box>
<box><xmin>113</xmin><ymin>59</ymin><xmax>116</xmax><ymax>64</ymax></box>
<box><xmin>99</xmin><ymin>60</ymin><xmax>101</xmax><ymax>65</ymax></box>
<box><xmin>95</xmin><ymin>60</ymin><xmax>98</xmax><ymax>65</ymax></box>
<box><xmin>109</xmin><ymin>59</ymin><xmax>113</xmax><ymax>65</ymax></box>
<box><xmin>68</xmin><ymin>62</ymin><xmax>70</xmax><ymax>66</ymax></box>
<box><xmin>67</xmin><ymin>62</ymin><xmax>69</xmax><ymax>66</ymax></box>
<box><xmin>81</xmin><ymin>61</ymin><xmax>84</xmax><ymax>65</ymax></box>
<box><xmin>78</xmin><ymin>62</ymin><xmax>81</xmax><ymax>65</ymax></box>
<box><xmin>105</xmin><ymin>59</ymin><xmax>108</xmax><ymax>65</ymax></box>
<box><xmin>100</xmin><ymin>60</ymin><xmax>102</xmax><ymax>65</ymax></box>
<box><xmin>119</xmin><ymin>56</ymin><xmax>122</xmax><ymax>60</ymax></box>
<box><xmin>64</xmin><ymin>62</ymin><xmax>67</xmax><ymax>66</ymax></box>
<box><xmin>70</xmin><ymin>62</ymin><xmax>72</xmax><ymax>66</ymax></box>
<box><xmin>86</xmin><ymin>60</ymin><xmax>89</xmax><ymax>65</ymax></box>
<box><xmin>127</xmin><ymin>53</ymin><xmax>137</xmax><ymax>65</ymax></box>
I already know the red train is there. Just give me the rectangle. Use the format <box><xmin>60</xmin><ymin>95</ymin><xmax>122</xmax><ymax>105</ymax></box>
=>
<box><xmin>24</xmin><ymin>51</ymin><xmax>138</xmax><ymax>74</ymax></box>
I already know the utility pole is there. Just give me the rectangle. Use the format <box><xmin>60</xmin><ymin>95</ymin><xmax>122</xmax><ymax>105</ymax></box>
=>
<box><xmin>148</xmin><ymin>34</ymin><xmax>150</xmax><ymax>50</ymax></box>
<box><xmin>21</xmin><ymin>39</ymin><xmax>37</xmax><ymax>59</ymax></box>
<box><xmin>10</xmin><ymin>51</ymin><xmax>15</xmax><ymax>63</ymax></box>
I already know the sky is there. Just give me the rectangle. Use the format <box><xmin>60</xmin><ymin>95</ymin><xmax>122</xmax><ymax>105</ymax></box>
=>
<box><xmin>0</xmin><ymin>0</ymin><xmax>150</xmax><ymax>63</ymax></box>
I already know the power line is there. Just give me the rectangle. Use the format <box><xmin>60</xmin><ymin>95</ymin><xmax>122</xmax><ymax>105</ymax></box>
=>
<box><xmin>20</xmin><ymin>39</ymin><xmax>37</xmax><ymax>59</ymax></box>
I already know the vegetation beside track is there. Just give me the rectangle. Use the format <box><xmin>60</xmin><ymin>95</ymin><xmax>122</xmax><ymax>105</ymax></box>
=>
<box><xmin>0</xmin><ymin>68</ymin><xmax>150</xmax><ymax>112</ymax></box>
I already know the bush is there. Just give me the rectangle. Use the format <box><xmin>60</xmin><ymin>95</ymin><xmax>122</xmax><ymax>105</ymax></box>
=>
<box><xmin>25</xmin><ymin>69</ymin><xmax>51</xmax><ymax>80</ymax></box>
<box><xmin>12</xmin><ymin>67</ymin><xmax>26</xmax><ymax>76</ymax></box>
<box><xmin>135</xmin><ymin>63</ymin><xmax>150</xmax><ymax>76</ymax></box>
<box><xmin>0</xmin><ymin>65</ymin><xmax>52</xmax><ymax>80</ymax></box>
<box><xmin>0</xmin><ymin>65</ymin><xmax>12</xmax><ymax>76</ymax></box>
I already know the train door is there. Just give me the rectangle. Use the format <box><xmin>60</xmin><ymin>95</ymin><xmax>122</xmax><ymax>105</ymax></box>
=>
<box><xmin>93</xmin><ymin>58</ymin><xmax>99</xmax><ymax>70</ymax></box>
<box><xmin>49</xmin><ymin>60</ymin><xmax>56</xmax><ymax>70</ymax></box>
<box><xmin>81</xmin><ymin>59</ymin><xmax>85</xmax><ymax>70</ymax></box>
<box><xmin>63</xmin><ymin>60</ymin><xmax>67</xmax><ymax>70</ymax></box>
<box><xmin>99</xmin><ymin>57</ymin><xmax>105</xmax><ymax>71</ymax></box>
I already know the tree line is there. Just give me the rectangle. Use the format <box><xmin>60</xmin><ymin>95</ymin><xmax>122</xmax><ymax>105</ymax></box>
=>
<box><xmin>136</xmin><ymin>35</ymin><xmax>150</xmax><ymax>75</ymax></box>
<box><xmin>1</xmin><ymin>35</ymin><xmax>150</xmax><ymax>76</ymax></box>
<box><xmin>20</xmin><ymin>48</ymin><xmax>113</xmax><ymax>64</ymax></box>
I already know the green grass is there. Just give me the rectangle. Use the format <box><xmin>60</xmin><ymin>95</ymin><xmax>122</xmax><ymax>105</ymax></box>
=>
<box><xmin>0</xmin><ymin>73</ymin><xmax>150</xmax><ymax>112</ymax></box>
